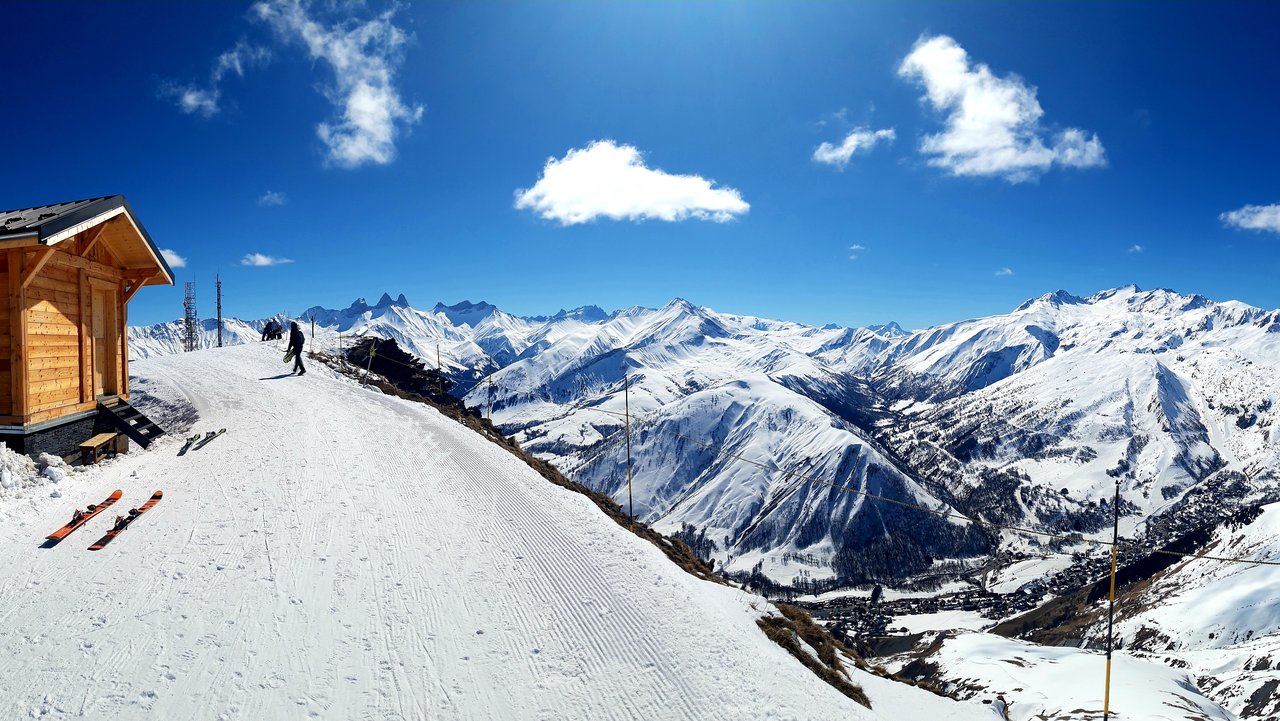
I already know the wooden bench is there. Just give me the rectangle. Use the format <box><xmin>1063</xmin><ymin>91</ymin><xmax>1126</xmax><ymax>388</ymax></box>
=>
<box><xmin>79</xmin><ymin>433</ymin><xmax>122</xmax><ymax>465</ymax></box>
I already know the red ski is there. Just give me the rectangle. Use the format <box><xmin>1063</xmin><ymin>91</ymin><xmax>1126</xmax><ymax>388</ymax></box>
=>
<box><xmin>88</xmin><ymin>491</ymin><xmax>163</xmax><ymax>551</ymax></box>
<box><xmin>46</xmin><ymin>489</ymin><xmax>123</xmax><ymax>542</ymax></box>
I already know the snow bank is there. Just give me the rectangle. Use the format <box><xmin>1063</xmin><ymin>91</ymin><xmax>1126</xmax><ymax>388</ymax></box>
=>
<box><xmin>910</xmin><ymin>632</ymin><xmax>1231</xmax><ymax>721</ymax></box>
<box><xmin>0</xmin><ymin>445</ymin><xmax>75</xmax><ymax>504</ymax></box>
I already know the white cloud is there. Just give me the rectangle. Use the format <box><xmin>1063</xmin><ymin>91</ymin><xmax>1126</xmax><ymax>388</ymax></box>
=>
<box><xmin>813</xmin><ymin>128</ymin><xmax>896</xmax><ymax>169</ymax></box>
<box><xmin>241</xmin><ymin>253</ymin><xmax>295</xmax><ymax>267</ymax></box>
<box><xmin>514</xmin><ymin>140</ymin><xmax>749</xmax><ymax>225</ymax></box>
<box><xmin>994</xmin><ymin>267</ymin><xmax>1014</xmax><ymax>276</ymax></box>
<box><xmin>1128</xmin><ymin>244</ymin><xmax>1145</xmax><ymax>253</ymax></box>
<box><xmin>254</xmin><ymin>0</ymin><xmax>423</xmax><ymax>168</ymax></box>
<box><xmin>258</xmin><ymin>190</ymin><xmax>288</xmax><ymax>207</ymax></box>
<box><xmin>1221</xmin><ymin>204</ymin><xmax>1280</xmax><ymax>234</ymax></box>
<box><xmin>848</xmin><ymin>243</ymin><xmax>866</xmax><ymax>260</ymax></box>
<box><xmin>163</xmin><ymin>41</ymin><xmax>270</xmax><ymax>118</ymax></box>
<box><xmin>160</xmin><ymin>249</ymin><xmax>187</xmax><ymax>269</ymax></box>
<box><xmin>898</xmin><ymin>34</ymin><xmax>1105</xmax><ymax>182</ymax></box>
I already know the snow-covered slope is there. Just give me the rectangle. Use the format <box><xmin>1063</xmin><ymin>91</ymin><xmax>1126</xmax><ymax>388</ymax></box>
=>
<box><xmin>0</xmin><ymin>343</ymin><xmax>993</xmax><ymax>721</ymax></box>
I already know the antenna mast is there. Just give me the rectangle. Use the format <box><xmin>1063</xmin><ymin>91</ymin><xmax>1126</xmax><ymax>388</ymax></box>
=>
<box><xmin>183</xmin><ymin>282</ymin><xmax>198</xmax><ymax>352</ymax></box>
<box><xmin>215</xmin><ymin>274</ymin><xmax>223</xmax><ymax>348</ymax></box>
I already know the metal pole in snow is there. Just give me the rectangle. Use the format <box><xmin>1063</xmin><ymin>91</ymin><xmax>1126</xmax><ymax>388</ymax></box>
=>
<box><xmin>1103</xmin><ymin>478</ymin><xmax>1121</xmax><ymax>719</ymax></box>
<box><xmin>363</xmin><ymin>342</ymin><xmax>377</xmax><ymax>387</ymax></box>
<box><xmin>310</xmin><ymin>317</ymin><xmax>315</xmax><ymax>357</ymax></box>
<box><xmin>625</xmin><ymin>372</ymin><xmax>634</xmax><ymax>530</ymax></box>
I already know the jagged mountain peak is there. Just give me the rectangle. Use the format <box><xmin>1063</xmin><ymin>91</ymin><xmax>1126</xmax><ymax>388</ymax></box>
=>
<box><xmin>433</xmin><ymin>300</ymin><xmax>499</xmax><ymax>327</ymax></box>
<box><xmin>867</xmin><ymin>321</ymin><xmax>908</xmax><ymax>336</ymax></box>
<box><xmin>375</xmin><ymin>292</ymin><xmax>410</xmax><ymax>308</ymax></box>
<box><xmin>661</xmin><ymin>297</ymin><xmax>699</xmax><ymax>313</ymax></box>
<box><xmin>526</xmin><ymin>305</ymin><xmax>611</xmax><ymax>323</ymax></box>
<box><xmin>555</xmin><ymin>305</ymin><xmax>609</xmax><ymax>322</ymax></box>
<box><xmin>1015</xmin><ymin>289</ymin><xmax>1085</xmax><ymax>312</ymax></box>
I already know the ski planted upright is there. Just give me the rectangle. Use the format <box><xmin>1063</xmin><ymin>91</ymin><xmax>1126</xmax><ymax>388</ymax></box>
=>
<box><xmin>88</xmin><ymin>491</ymin><xmax>163</xmax><ymax>551</ymax></box>
<box><xmin>46</xmin><ymin>489</ymin><xmax>123</xmax><ymax>542</ymax></box>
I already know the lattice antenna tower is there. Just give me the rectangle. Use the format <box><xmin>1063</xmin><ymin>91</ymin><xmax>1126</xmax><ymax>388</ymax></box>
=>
<box><xmin>215</xmin><ymin>274</ymin><xmax>223</xmax><ymax>348</ymax></box>
<box><xmin>183</xmin><ymin>281</ymin><xmax>198</xmax><ymax>352</ymax></box>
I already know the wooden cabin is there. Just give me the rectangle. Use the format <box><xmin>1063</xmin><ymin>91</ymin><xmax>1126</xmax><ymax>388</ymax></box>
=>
<box><xmin>0</xmin><ymin>195</ymin><xmax>173</xmax><ymax>457</ymax></box>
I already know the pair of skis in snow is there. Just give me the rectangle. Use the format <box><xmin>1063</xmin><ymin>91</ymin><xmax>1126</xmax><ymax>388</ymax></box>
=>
<box><xmin>45</xmin><ymin>489</ymin><xmax>164</xmax><ymax>550</ymax></box>
<box><xmin>179</xmin><ymin>428</ymin><xmax>227</xmax><ymax>455</ymax></box>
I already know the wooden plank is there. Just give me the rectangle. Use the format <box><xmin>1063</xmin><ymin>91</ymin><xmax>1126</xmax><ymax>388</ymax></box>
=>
<box><xmin>28</xmin><ymin>356</ymin><xmax>80</xmax><ymax>370</ymax></box>
<box><xmin>34</xmin><ymin>261</ymin><xmax>78</xmax><ymax>284</ymax></box>
<box><xmin>48</xmin><ymin>252</ymin><xmax>127</xmax><ymax>279</ymax></box>
<box><xmin>9</xmin><ymin>252</ymin><xmax>27</xmax><ymax>421</ymax></box>
<box><xmin>29</xmin><ymin>274</ymin><xmax>78</xmax><ymax>295</ymax></box>
<box><xmin>28</xmin><ymin>334</ymin><xmax>80</xmax><ymax>348</ymax></box>
<box><xmin>27</xmin><ymin>309</ymin><xmax>77</xmax><ymax>327</ymax></box>
<box><xmin>27</xmin><ymin>285</ymin><xmax>80</xmax><ymax>306</ymax></box>
<box><xmin>27</xmin><ymin>401</ymin><xmax>95</xmax><ymax>426</ymax></box>
<box><xmin>79</xmin><ymin>269</ymin><xmax>91</xmax><ymax>403</ymax></box>
<box><xmin>30</xmin><ymin>393</ymin><xmax>83</xmax><ymax>415</ymax></box>
<box><xmin>26</xmin><ymin>322</ymin><xmax>79</xmax><ymax>337</ymax></box>
<box><xmin>27</xmin><ymin>333</ymin><xmax>81</xmax><ymax>347</ymax></box>
<box><xmin>30</xmin><ymin>375</ymin><xmax>80</xmax><ymax>392</ymax></box>
<box><xmin>29</xmin><ymin>366</ymin><xmax>78</xmax><ymax>382</ymax></box>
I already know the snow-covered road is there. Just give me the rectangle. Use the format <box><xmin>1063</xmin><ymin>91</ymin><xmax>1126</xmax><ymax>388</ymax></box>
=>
<box><xmin>0</xmin><ymin>343</ymin><xmax>985</xmax><ymax>720</ymax></box>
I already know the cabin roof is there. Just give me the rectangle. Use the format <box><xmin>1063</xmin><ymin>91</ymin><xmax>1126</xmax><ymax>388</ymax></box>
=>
<box><xmin>0</xmin><ymin>195</ymin><xmax>173</xmax><ymax>285</ymax></box>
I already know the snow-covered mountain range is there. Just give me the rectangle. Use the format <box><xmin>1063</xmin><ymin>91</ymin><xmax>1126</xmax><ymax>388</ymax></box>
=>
<box><xmin>129</xmin><ymin>286</ymin><xmax>1280</xmax><ymax>591</ymax></box>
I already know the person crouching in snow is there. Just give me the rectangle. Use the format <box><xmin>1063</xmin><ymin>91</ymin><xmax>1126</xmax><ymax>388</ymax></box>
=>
<box><xmin>288</xmin><ymin>321</ymin><xmax>306</xmax><ymax>375</ymax></box>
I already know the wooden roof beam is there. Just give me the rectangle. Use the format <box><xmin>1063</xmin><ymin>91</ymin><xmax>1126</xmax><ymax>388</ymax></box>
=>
<box><xmin>79</xmin><ymin>222</ymin><xmax>109</xmax><ymax>257</ymax></box>
<box><xmin>20</xmin><ymin>247</ymin><xmax>56</xmax><ymax>289</ymax></box>
<box><xmin>123</xmin><ymin>274</ymin><xmax>153</xmax><ymax>304</ymax></box>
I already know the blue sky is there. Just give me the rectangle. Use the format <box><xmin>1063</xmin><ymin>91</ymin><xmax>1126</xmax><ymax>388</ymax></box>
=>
<box><xmin>3</xmin><ymin>1</ymin><xmax>1279</xmax><ymax>329</ymax></box>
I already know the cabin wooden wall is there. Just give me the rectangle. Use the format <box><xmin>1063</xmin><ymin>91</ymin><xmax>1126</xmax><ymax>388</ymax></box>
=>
<box><xmin>3</xmin><ymin>236</ymin><xmax>130</xmax><ymax>427</ymax></box>
<box><xmin>0</xmin><ymin>262</ymin><xmax>10</xmax><ymax>417</ymax></box>
<box><xmin>28</xmin><ymin>257</ymin><xmax>90</xmax><ymax>422</ymax></box>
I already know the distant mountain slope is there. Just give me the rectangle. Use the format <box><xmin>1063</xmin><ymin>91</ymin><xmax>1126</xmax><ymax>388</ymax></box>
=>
<box><xmin>127</xmin><ymin>316</ymin><xmax>272</xmax><ymax>358</ymax></box>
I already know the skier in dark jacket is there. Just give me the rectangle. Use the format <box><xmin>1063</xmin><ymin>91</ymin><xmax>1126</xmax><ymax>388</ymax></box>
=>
<box><xmin>287</xmin><ymin>321</ymin><xmax>306</xmax><ymax>375</ymax></box>
<box><xmin>261</xmin><ymin>320</ymin><xmax>276</xmax><ymax>341</ymax></box>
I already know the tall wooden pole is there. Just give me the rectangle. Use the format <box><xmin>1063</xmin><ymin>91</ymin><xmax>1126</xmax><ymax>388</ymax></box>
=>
<box><xmin>1103</xmin><ymin>478</ymin><xmax>1121</xmax><ymax>719</ymax></box>
<box><xmin>624</xmin><ymin>372</ymin><xmax>634</xmax><ymax>529</ymax></box>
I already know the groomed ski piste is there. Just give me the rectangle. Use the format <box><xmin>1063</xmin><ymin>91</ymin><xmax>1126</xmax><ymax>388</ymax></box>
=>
<box><xmin>0</xmin><ymin>342</ymin><xmax>993</xmax><ymax>721</ymax></box>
